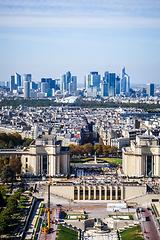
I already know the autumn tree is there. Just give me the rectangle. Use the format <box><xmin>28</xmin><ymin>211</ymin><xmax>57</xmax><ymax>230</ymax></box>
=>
<box><xmin>109</xmin><ymin>146</ymin><xmax>118</xmax><ymax>156</ymax></box>
<box><xmin>0</xmin><ymin>156</ymin><xmax>9</xmax><ymax>172</ymax></box>
<box><xmin>94</xmin><ymin>143</ymin><xmax>103</xmax><ymax>155</ymax></box>
<box><xmin>0</xmin><ymin>165</ymin><xmax>14</xmax><ymax>184</ymax></box>
<box><xmin>9</xmin><ymin>156</ymin><xmax>21</xmax><ymax>175</ymax></box>
<box><xmin>103</xmin><ymin>145</ymin><xmax>111</xmax><ymax>156</ymax></box>
<box><xmin>83</xmin><ymin>143</ymin><xmax>94</xmax><ymax>155</ymax></box>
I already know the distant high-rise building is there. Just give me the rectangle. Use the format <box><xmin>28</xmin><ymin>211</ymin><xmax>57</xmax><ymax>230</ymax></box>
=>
<box><xmin>101</xmin><ymin>81</ymin><xmax>108</xmax><ymax>97</ymax></box>
<box><xmin>10</xmin><ymin>75</ymin><xmax>15</xmax><ymax>92</ymax></box>
<box><xmin>107</xmin><ymin>72</ymin><xmax>116</xmax><ymax>97</ymax></box>
<box><xmin>60</xmin><ymin>71</ymin><xmax>77</xmax><ymax>93</ymax></box>
<box><xmin>41</xmin><ymin>78</ymin><xmax>55</xmax><ymax>90</ymax></box>
<box><xmin>66</xmin><ymin>71</ymin><xmax>71</xmax><ymax>91</ymax></box>
<box><xmin>24</xmin><ymin>80</ymin><xmax>30</xmax><ymax>98</ymax></box>
<box><xmin>71</xmin><ymin>76</ymin><xmax>77</xmax><ymax>92</ymax></box>
<box><xmin>15</xmin><ymin>73</ymin><xmax>21</xmax><ymax>86</ymax></box>
<box><xmin>22</xmin><ymin>74</ymin><xmax>32</xmax><ymax>86</ymax></box>
<box><xmin>60</xmin><ymin>74</ymin><xmax>66</xmax><ymax>91</ymax></box>
<box><xmin>115</xmin><ymin>76</ymin><xmax>120</xmax><ymax>95</ymax></box>
<box><xmin>5</xmin><ymin>81</ymin><xmax>9</xmax><ymax>88</ymax></box>
<box><xmin>120</xmin><ymin>68</ymin><xmax>130</xmax><ymax>95</ymax></box>
<box><xmin>85</xmin><ymin>72</ymin><xmax>101</xmax><ymax>91</ymax></box>
<box><xmin>41</xmin><ymin>82</ymin><xmax>48</xmax><ymax>93</ymax></box>
<box><xmin>146</xmin><ymin>83</ymin><xmax>154</xmax><ymax>97</ymax></box>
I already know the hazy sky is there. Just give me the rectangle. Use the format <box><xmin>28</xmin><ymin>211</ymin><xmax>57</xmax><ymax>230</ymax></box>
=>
<box><xmin>0</xmin><ymin>0</ymin><xmax>160</xmax><ymax>85</ymax></box>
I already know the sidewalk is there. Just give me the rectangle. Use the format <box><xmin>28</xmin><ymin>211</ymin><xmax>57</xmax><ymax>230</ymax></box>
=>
<box><xmin>24</xmin><ymin>200</ymin><xmax>42</xmax><ymax>239</ymax></box>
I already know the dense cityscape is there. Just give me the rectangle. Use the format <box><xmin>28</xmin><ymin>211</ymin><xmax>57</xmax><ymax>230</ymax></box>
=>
<box><xmin>1</xmin><ymin>0</ymin><xmax>160</xmax><ymax>239</ymax></box>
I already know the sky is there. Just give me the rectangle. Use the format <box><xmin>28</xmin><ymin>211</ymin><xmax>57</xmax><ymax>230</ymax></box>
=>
<box><xmin>0</xmin><ymin>0</ymin><xmax>160</xmax><ymax>85</ymax></box>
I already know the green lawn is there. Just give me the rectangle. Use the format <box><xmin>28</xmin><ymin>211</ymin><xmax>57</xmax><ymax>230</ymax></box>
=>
<box><xmin>121</xmin><ymin>225</ymin><xmax>144</xmax><ymax>240</ymax></box>
<box><xmin>56</xmin><ymin>225</ymin><xmax>78</xmax><ymax>240</ymax></box>
<box><xmin>70</xmin><ymin>157</ymin><xmax>122</xmax><ymax>164</ymax></box>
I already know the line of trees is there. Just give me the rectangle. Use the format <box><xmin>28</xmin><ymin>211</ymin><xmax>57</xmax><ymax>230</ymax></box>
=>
<box><xmin>0</xmin><ymin>132</ymin><xmax>33</xmax><ymax>149</ymax></box>
<box><xmin>0</xmin><ymin>187</ymin><xmax>23</xmax><ymax>234</ymax></box>
<box><xmin>0</xmin><ymin>98</ymin><xmax>160</xmax><ymax>112</ymax></box>
<box><xmin>68</xmin><ymin>142</ymin><xmax>118</xmax><ymax>158</ymax></box>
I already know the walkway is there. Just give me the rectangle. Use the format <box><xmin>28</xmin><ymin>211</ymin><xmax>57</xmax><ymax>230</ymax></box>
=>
<box><xmin>38</xmin><ymin>209</ymin><xmax>58</xmax><ymax>240</ymax></box>
<box><xmin>24</xmin><ymin>200</ymin><xmax>41</xmax><ymax>240</ymax></box>
<box><xmin>139</xmin><ymin>208</ymin><xmax>160</xmax><ymax>240</ymax></box>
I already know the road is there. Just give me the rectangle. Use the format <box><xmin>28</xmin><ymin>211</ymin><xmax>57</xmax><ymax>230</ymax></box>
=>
<box><xmin>38</xmin><ymin>209</ymin><xmax>58</xmax><ymax>240</ymax></box>
<box><xmin>139</xmin><ymin>208</ymin><xmax>160</xmax><ymax>240</ymax></box>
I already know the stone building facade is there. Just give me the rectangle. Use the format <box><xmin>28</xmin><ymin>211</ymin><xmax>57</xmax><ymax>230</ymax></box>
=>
<box><xmin>21</xmin><ymin>136</ymin><xmax>70</xmax><ymax>176</ymax></box>
<box><xmin>122</xmin><ymin>134</ymin><xmax>160</xmax><ymax>177</ymax></box>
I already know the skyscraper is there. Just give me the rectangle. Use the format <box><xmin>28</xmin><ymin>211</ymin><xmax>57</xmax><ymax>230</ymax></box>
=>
<box><xmin>60</xmin><ymin>71</ymin><xmax>77</xmax><ymax>93</ymax></box>
<box><xmin>15</xmin><ymin>73</ymin><xmax>21</xmax><ymax>87</ymax></box>
<box><xmin>71</xmin><ymin>76</ymin><xmax>77</xmax><ymax>92</ymax></box>
<box><xmin>24</xmin><ymin>80</ymin><xmax>30</xmax><ymax>98</ymax></box>
<box><xmin>107</xmin><ymin>72</ymin><xmax>116</xmax><ymax>97</ymax></box>
<box><xmin>115</xmin><ymin>76</ymin><xmax>120</xmax><ymax>95</ymax></box>
<box><xmin>22</xmin><ymin>74</ymin><xmax>32</xmax><ymax>86</ymax></box>
<box><xmin>101</xmin><ymin>81</ymin><xmax>108</xmax><ymax>97</ymax></box>
<box><xmin>60</xmin><ymin>74</ymin><xmax>66</xmax><ymax>91</ymax></box>
<box><xmin>146</xmin><ymin>83</ymin><xmax>154</xmax><ymax>97</ymax></box>
<box><xmin>120</xmin><ymin>68</ymin><xmax>130</xmax><ymax>95</ymax></box>
<box><xmin>85</xmin><ymin>72</ymin><xmax>101</xmax><ymax>91</ymax></box>
<box><xmin>10</xmin><ymin>75</ymin><xmax>15</xmax><ymax>92</ymax></box>
<box><xmin>66</xmin><ymin>71</ymin><xmax>71</xmax><ymax>91</ymax></box>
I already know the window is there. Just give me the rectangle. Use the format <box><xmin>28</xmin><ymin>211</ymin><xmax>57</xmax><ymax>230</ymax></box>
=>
<box><xmin>43</xmin><ymin>155</ymin><xmax>47</xmax><ymax>174</ymax></box>
<box><xmin>26</xmin><ymin>164</ymin><xmax>28</xmax><ymax>169</ymax></box>
<box><xmin>26</xmin><ymin>158</ymin><xmax>28</xmax><ymax>162</ymax></box>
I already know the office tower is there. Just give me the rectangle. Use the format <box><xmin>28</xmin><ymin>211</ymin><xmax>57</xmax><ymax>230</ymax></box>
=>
<box><xmin>60</xmin><ymin>74</ymin><xmax>66</xmax><ymax>91</ymax></box>
<box><xmin>22</xmin><ymin>74</ymin><xmax>32</xmax><ymax>86</ymax></box>
<box><xmin>146</xmin><ymin>83</ymin><xmax>154</xmax><ymax>97</ymax></box>
<box><xmin>120</xmin><ymin>68</ymin><xmax>130</xmax><ymax>95</ymax></box>
<box><xmin>115</xmin><ymin>76</ymin><xmax>120</xmax><ymax>95</ymax></box>
<box><xmin>66</xmin><ymin>71</ymin><xmax>71</xmax><ymax>91</ymax></box>
<box><xmin>85</xmin><ymin>72</ymin><xmax>101</xmax><ymax>90</ymax></box>
<box><xmin>41</xmin><ymin>78</ymin><xmax>55</xmax><ymax>90</ymax></box>
<box><xmin>24</xmin><ymin>80</ymin><xmax>30</xmax><ymax>98</ymax></box>
<box><xmin>30</xmin><ymin>81</ymin><xmax>38</xmax><ymax>90</ymax></box>
<box><xmin>107</xmin><ymin>72</ymin><xmax>116</xmax><ymax>97</ymax></box>
<box><xmin>10</xmin><ymin>75</ymin><xmax>15</xmax><ymax>92</ymax></box>
<box><xmin>84</xmin><ymin>75</ymin><xmax>91</xmax><ymax>89</ymax></box>
<box><xmin>15</xmin><ymin>73</ymin><xmax>21</xmax><ymax>87</ymax></box>
<box><xmin>71</xmin><ymin>76</ymin><xmax>77</xmax><ymax>92</ymax></box>
<box><xmin>60</xmin><ymin>71</ymin><xmax>77</xmax><ymax>93</ymax></box>
<box><xmin>41</xmin><ymin>82</ymin><xmax>48</xmax><ymax>93</ymax></box>
<box><xmin>101</xmin><ymin>81</ymin><xmax>108</xmax><ymax>97</ymax></box>
<box><xmin>5</xmin><ymin>81</ymin><xmax>9</xmax><ymax>88</ymax></box>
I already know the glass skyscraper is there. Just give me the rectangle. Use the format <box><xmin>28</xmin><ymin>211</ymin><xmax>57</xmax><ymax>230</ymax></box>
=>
<box><xmin>120</xmin><ymin>67</ymin><xmax>130</xmax><ymax>95</ymax></box>
<box><xmin>146</xmin><ymin>83</ymin><xmax>154</xmax><ymax>97</ymax></box>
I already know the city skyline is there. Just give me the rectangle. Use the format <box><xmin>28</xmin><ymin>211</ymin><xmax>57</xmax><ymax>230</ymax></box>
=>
<box><xmin>0</xmin><ymin>0</ymin><xmax>160</xmax><ymax>84</ymax></box>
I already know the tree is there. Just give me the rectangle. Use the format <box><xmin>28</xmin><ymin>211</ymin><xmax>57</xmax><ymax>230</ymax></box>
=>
<box><xmin>103</xmin><ymin>145</ymin><xmax>111</xmax><ymax>156</ymax></box>
<box><xmin>8</xmin><ymin>141</ymin><xmax>13</xmax><ymax>149</ymax></box>
<box><xmin>0</xmin><ymin>156</ymin><xmax>9</xmax><ymax>172</ymax></box>
<box><xmin>109</xmin><ymin>146</ymin><xmax>118</xmax><ymax>155</ymax></box>
<box><xmin>9</xmin><ymin>156</ymin><xmax>21</xmax><ymax>175</ymax></box>
<box><xmin>0</xmin><ymin>165</ymin><xmax>14</xmax><ymax>184</ymax></box>
<box><xmin>0</xmin><ymin>209</ymin><xmax>12</xmax><ymax>234</ymax></box>
<box><xmin>94</xmin><ymin>143</ymin><xmax>103</xmax><ymax>155</ymax></box>
<box><xmin>83</xmin><ymin>143</ymin><xmax>94</xmax><ymax>155</ymax></box>
<box><xmin>7</xmin><ymin>195</ymin><xmax>18</xmax><ymax>212</ymax></box>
